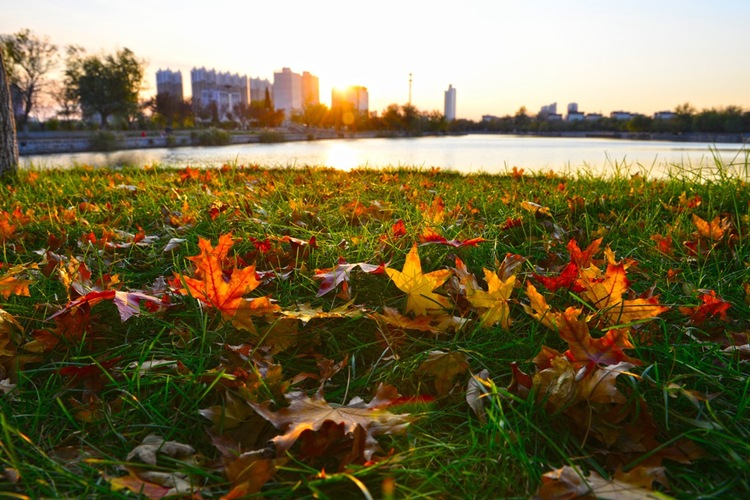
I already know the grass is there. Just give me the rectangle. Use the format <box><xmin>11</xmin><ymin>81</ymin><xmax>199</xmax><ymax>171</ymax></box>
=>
<box><xmin>1</xmin><ymin>158</ymin><xmax>750</xmax><ymax>498</ymax></box>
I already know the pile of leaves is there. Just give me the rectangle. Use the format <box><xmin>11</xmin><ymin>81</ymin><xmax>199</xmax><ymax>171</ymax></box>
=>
<box><xmin>1</xmin><ymin>164</ymin><xmax>749</xmax><ymax>498</ymax></box>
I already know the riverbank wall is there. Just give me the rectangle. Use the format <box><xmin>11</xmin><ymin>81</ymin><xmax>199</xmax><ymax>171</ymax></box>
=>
<box><xmin>17</xmin><ymin>129</ymin><xmax>749</xmax><ymax>157</ymax></box>
<box><xmin>17</xmin><ymin>129</ymin><xmax>379</xmax><ymax>156</ymax></box>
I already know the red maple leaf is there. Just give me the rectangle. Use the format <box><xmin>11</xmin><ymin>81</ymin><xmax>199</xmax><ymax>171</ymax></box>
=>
<box><xmin>679</xmin><ymin>291</ymin><xmax>731</xmax><ymax>324</ymax></box>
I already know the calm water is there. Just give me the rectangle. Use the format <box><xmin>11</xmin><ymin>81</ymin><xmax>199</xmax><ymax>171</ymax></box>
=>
<box><xmin>21</xmin><ymin>134</ymin><xmax>750</xmax><ymax>177</ymax></box>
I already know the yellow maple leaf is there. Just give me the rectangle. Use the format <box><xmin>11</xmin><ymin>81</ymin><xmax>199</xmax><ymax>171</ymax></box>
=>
<box><xmin>466</xmin><ymin>269</ymin><xmax>515</xmax><ymax>329</ymax></box>
<box><xmin>385</xmin><ymin>244</ymin><xmax>451</xmax><ymax>316</ymax></box>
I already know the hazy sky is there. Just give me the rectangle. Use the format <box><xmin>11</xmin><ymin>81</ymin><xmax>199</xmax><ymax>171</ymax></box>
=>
<box><xmin>2</xmin><ymin>0</ymin><xmax>749</xmax><ymax>120</ymax></box>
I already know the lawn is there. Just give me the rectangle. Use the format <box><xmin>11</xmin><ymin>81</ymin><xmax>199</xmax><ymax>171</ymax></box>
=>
<box><xmin>1</xmin><ymin>161</ymin><xmax>749</xmax><ymax>498</ymax></box>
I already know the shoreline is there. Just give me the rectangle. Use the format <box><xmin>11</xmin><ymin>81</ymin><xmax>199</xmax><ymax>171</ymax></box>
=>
<box><xmin>17</xmin><ymin>128</ymin><xmax>749</xmax><ymax>157</ymax></box>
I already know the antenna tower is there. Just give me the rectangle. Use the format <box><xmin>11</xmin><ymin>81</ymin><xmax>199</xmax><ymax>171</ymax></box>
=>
<box><xmin>408</xmin><ymin>73</ymin><xmax>412</xmax><ymax>105</ymax></box>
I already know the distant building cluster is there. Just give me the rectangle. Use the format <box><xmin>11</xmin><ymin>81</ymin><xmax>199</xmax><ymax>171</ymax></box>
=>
<box><xmin>533</xmin><ymin>102</ymin><xmax>682</xmax><ymax>122</ymax></box>
<box><xmin>156</xmin><ymin>67</ymin><xmax>459</xmax><ymax>123</ymax></box>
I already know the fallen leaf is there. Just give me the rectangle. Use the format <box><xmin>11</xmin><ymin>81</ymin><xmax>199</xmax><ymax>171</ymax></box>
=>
<box><xmin>466</xmin><ymin>268</ymin><xmax>515</xmax><ymax>329</ymax></box>
<box><xmin>535</xmin><ymin>465</ymin><xmax>667</xmax><ymax>500</ymax></box>
<box><xmin>250</xmin><ymin>384</ymin><xmax>412</xmax><ymax>463</ymax></box>
<box><xmin>126</xmin><ymin>433</ymin><xmax>196</xmax><ymax>465</ymax></box>
<box><xmin>386</xmin><ymin>244</ymin><xmax>452</xmax><ymax>315</ymax></box>
<box><xmin>419</xmin><ymin>350</ymin><xmax>470</xmax><ymax>395</ymax></box>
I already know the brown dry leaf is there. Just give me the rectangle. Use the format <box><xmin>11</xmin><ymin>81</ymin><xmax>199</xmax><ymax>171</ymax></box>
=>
<box><xmin>535</xmin><ymin>465</ymin><xmax>667</xmax><ymax>500</ymax></box>
<box><xmin>419</xmin><ymin>350</ymin><xmax>470</xmax><ymax>396</ymax></box>
<box><xmin>224</xmin><ymin>453</ymin><xmax>286</xmax><ymax>497</ymax></box>
<box><xmin>280</xmin><ymin>300</ymin><xmax>365</xmax><ymax>325</ymax></box>
<box><xmin>250</xmin><ymin>384</ymin><xmax>412</xmax><ymax>463</ymax></box>
<box><xmin>126</xmin><ymin>434</ymin><xmax>196</xmax><ymax>466</ymax></box>
<box><xmin>466</xmin><ymin>369</ymin><xmax>491</xmax><ymax>423</ymax></box>
<box><xmin>106</xmin><ymin>467</ymin><xmax>194</xmax><ymax>499</ymax></box>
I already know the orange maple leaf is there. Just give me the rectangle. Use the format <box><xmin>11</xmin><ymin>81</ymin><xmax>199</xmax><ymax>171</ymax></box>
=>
<box><xmin>692</xmin><ymin>213</ymin><xmax>728</xmax><ymax>240</ymax></box>
<box><xmin>175</xmin><ymin>234</ymin><xmax>275</xmax><ymax>325</ymax></box>
<box><xmin>525</xmin><ymin>283</ymin><xmax>640</xmax><ymax>366</ymax></box>
<box><xmin>0</xmin><ymin>265</ymin><xmax>34</xmax><ymax>299</ymax></box>
<box><xmin>385</xmin><ymin>244</ymin><xmax>452</xmax><ymax>315</ymax></box>
<box><xmin>577</xmin><ymin>263</ymin><xmax>668</xmax><ymax>326</ymax></box>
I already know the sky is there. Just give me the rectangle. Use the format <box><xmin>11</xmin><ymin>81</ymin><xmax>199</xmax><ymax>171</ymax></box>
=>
<box><xmin>2</xmin><ymin>0</ymin><xmax>749</xmax><ymax>121</ymax></box>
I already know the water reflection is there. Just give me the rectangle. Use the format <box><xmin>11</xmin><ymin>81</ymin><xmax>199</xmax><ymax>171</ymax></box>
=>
<box><xmin>20</xmin><ymin>135</ymin><xmax>750</xmax><ymax>178</ymax></box>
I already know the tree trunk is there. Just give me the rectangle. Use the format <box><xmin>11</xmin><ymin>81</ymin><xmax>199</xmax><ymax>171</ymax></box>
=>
<box><xmin>0</xmin><ymin>47</ymin><xmax>19</xmax><ymax>179</ymax></box>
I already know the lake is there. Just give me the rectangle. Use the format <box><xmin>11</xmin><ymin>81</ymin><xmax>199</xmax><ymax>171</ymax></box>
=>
<box><xmin>20</xmin><ymin>134</ymin><xmax>750</xmax><ymax>178</ymax></box>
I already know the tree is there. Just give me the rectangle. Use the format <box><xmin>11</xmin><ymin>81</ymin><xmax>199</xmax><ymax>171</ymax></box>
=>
<box><xmin>0</xmin><ymin>29</ymin><xmax>58</xmax><ymax>130</ymax></box>
<box><xmin>0</xmin><ymin>45</ymin><xmax>18</xmax><ymax>178</ymax></box>
<box><xmin>674</xmin><ymin>102</ymin><xmax>695</xmax><ymax>133</ymax></box>
<box><xmin>65</xmin><ymin>47</ymin><xmax>145</xmax><ymax>127</ymax></box>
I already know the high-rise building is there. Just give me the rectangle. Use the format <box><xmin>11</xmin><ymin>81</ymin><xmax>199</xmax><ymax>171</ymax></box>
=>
<box><xmin>301</xmin><ymin>71</ymin><xmax>320</xmax><ymax>106</ymax></box>
<box><xmin>444</xmin><ymin>85</ymin><xmax>456</xmax><ymax>121</ymax></box>
<box><xmin>250</xmin><ymin>77</ymin><xmax>272</xmax><ymax>103</ymax></box>
<box><xmin>190</xmin><ymin>67</ymin><xmax>249</xmax><ymax>121</ymax></box>
<box><xmin>156</xmin><ymin>69</ymin><xmax>184</xmax><ymax>101</ymax></box>
<box><xmin>273</xmin><ymin>67</ymin><xmax>302</xmax><ymax>117</ymax></box>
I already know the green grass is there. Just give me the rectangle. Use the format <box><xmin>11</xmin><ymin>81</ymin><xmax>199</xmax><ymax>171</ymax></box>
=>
<box><xmin>1</xmin><ymin>159</ymin><xmax>750</xmax><ymax>498</ymax></box>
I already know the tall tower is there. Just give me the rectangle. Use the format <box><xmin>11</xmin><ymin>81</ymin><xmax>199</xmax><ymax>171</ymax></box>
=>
<box><xmin>444</xmin><ymin>84</ymin><xmax>456</xmax><ymax>122</ymax></box>
<box><xmin>408</xmin><ymin>73</ymin><xmax>412</xmax><ymax>105</ymax></box>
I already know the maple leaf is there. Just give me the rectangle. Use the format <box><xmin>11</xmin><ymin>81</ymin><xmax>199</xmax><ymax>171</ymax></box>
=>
<box><xmin>418</xmin><ymin>227</ymin><xmax>488</xmax><ymax>248</ymax></box>
<box><xmin>692</xmin><ymin>213</ymin><xmax>728</xmax><ymax>240</ymax></box>
<box><xmin>534</xmin><ymin>262</ymin><xmax>582</xmax><ymax>293</ymax></box>
<box><xmin>224</xmin><ymin>453</ymin><xmax>285</xmax><ymax>497</ymax></box>
<box><xmin>280</xmin><ymin>301</ymin><xmax>365</xmax><ymax>325</ymax></box>
<box><xmin>107</xmin><ymin>467</ymin><xmax>195</xmax><ymax>499</ymax></box>
<box><xmin>250</xmin><ymin>384</ymin><xmax>412</xmax><ymax>463</ymax></box>
<box><xmin>525</xmin><ymin>283</ymin><xmax>640</xmax><ymax>367</ymax></box>
<box><xmin>0</xmin><ymin>264</ymin><xmax>35</xmax><ymax>299</ymax></box>
<box><xmin>385</xmin><ymin>244</ymin><xmax>452</xmax><ymax>315</ymax></box>
<box><xmin>175</xmin><ymin>234</ymin><xmax>267</xmax><ymax>323</ymax></box>
<box><xmin>466</xmin><ymin>268</ymin><xmax>515</xmax><ymax>329</ymax></box>
<box><xmin>568</xmin><ymin>237</ymin><xmax>603</xmax><ymax>269</ymax></box>
<box><xmin>313</xmin><ymin>258</ymin><xmax>385</xmax><ymax>297</ymax></box>
<box><xmin>679</xmin><ymin>290</ymin><xmax>731</xmax><ymax>324</ymax></box>
<box><xmin>47</xmin><ymin>290</ymin><xmax>164</xmax><ymax>323</ymax></box>
<box><xmin>520</xmin><ymin>200</ymin><xmax>552</xmax><ymax>217</ymax></box>
<box><xmin>419</xmin><ymin>350</ymin><xmax>470</xmax><ymax>395</ymax></box>
<box><xmin>535</xmin><ymin>465</ymin><xmax>667</xmax><ymax>500</ymax></box>
<box><xmin>577</xmin><ymin>263</ymin><xmax>668</xmax><ymax>326</ymax></box>
<box><xmin>372</xmin><ymin>306</ymin><xmax>462</xmax><ymax>338</ymax></box>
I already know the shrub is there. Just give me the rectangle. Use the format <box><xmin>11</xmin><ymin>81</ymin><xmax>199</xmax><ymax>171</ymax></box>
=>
<box><xmin>258</xmin><ymin>130</ymin><xmax>286</xmax><ymax>143</ymax></box>
<box><xmin>88</xmin><ymin>130</ymin><xmax>122</xmax><ymax>151</ymax></box>
<box><xmin>191</xmin><ymin>127</ymin><xmax>231</xmax><ymax>146</ymax></box>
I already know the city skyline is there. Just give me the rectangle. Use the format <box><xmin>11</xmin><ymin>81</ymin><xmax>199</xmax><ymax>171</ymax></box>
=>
<box><xmin>2</xmin><ymin>0</ymin><xmax>749</xmax><ymax>121</ymax></box>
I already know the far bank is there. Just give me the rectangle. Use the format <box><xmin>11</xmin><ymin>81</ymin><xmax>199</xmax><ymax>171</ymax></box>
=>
<box><xmin>17</xmin><ymin>129</ymin><xmax>749</xmax><ymax>157</ymax></box>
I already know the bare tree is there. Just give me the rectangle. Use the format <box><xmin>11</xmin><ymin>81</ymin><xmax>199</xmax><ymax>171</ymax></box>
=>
<box><xmin>0</xmin><ymin>29</ymin><xmax>58</xmax><ymax>130</ymax></box>
<box><xmin>0</xmin><ymin>45</ymin><xmax>19</xmax><ymax>178</ymax></box>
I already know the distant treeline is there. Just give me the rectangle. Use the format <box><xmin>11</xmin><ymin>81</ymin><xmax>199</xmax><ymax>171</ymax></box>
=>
<box><xmin>465</xmin><ymin>104</ymin><xmax>750</xmax><ymax>136</ymax></box>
